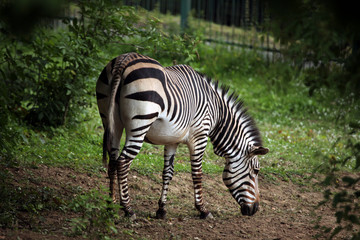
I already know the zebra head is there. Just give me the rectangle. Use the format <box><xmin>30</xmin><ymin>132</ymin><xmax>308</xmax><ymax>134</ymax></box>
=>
<box><xmin>222</xmin><ymin>145</ymin><xmax>269</xmax><ymax>216</ymax></box>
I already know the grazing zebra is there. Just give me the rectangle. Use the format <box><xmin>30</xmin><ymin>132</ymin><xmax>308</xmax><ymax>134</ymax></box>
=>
<box><xmin>96</xmin><ymin>52</ymin><xmax>269</xmax><ymax>219</ymax></box>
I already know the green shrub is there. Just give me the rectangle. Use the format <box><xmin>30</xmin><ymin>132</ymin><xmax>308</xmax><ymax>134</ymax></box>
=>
<box><xmin>67</xmin><ymin>188</ymin><xmax>121</xmax><ymax>238</ymax></box>
<box><xmin>0</xmin><ymin>0</ymin><xmax>200</xmax><ymax>128</ymax></box>
<box><xmin>316</xmin><ymin>122</ymin><xmax>360</xmax><ymax>239</ymax></box>
<box><xmin>268</xmin><ymin>0</ymin><xmax>360</xmax><ymax>96</ymax></box>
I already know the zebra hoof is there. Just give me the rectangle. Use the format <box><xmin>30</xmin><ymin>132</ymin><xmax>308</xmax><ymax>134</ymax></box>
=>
<box><xmin>129</xmin><ymin>213</ymin><xmax>137</xmax><ymax>221</ymax></box>
<box><xmin>155</xmin><ymin>209</ymin><xmax>167</xmax><ymax>219</ymax></box>
<box><xmin>125</xmin><ymin>209</ymin><xmax>136</xmax><ymax>221</ymax></box>
<box><xmin>200</xmin><ymin>211</ymin><xmax>214</xmax><ymax>219</ymax></box>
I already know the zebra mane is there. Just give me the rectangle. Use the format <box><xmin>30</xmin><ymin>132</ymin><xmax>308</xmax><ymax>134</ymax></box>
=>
<box><xmin>205</xmin><ymin>77</ymin><xmax>263</xmax><ymax>147</ymax></box>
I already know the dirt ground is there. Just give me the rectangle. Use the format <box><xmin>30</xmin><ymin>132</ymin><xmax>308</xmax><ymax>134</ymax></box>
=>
<box><xmin>0</xmin><ymin>165</ymin><xmax>351</xmax><ymax>239</ymax></box>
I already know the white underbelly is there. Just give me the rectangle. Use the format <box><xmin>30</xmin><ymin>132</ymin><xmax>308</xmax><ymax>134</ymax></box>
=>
<box><xmin>145</xmin><ymin>118</ymin><xmax>189</xmax><ymax>145</ymax></box>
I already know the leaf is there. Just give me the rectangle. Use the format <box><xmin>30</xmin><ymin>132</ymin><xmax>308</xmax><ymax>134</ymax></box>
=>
<box><xmin>109</xmin><ymin>226</ymin><xmax>118</xmax><ymax>234</ymax></box>
<box><xmin>38</xmin><ymin>112</ymin><xmax>44</xmax><ymax>121</ymax></box>
<box><xmin>20</xmin><ymin>133</ymin><xmax>29</xmax><ymax>144</ymax></box>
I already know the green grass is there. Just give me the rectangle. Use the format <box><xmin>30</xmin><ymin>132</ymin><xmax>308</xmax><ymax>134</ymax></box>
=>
<box><xmin>9</xmin><ymin>105</ymin><xmax>104</xmax><ymax>174</ymax></box>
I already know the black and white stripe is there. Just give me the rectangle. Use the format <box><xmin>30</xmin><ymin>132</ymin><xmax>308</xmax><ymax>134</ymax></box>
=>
<box><xmin>96</xmin><ymin>52</ymin><xmax>268</xmax><ymax>219</ymax></box>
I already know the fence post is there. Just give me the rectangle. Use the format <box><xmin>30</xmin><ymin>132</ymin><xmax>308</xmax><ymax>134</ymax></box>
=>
<box><xmin>181</xmin><ymin>0</ymin><xmax>191</xmax><ymax>31</ymax></box>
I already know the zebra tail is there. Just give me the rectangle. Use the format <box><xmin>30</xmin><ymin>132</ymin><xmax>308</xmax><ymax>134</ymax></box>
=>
<box><xmin>106</xmin><ymin>71</ymin><xmax>122</xmax><ymax>153</ymax></box>
<box><xmin>102</xmin><ymin>129</ymin><xmax>109</xmax><ymax>167</ymax></box>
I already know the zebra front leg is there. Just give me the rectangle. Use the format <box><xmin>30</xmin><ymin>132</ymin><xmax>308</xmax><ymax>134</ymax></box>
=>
<box><xmin>189</xmin><ymin>139</ymin><xmax>213</xmax><ymax>219</ymax></box>
<box><xmin>191</xmin><ymin>168</ymin><xmax>213</xmax><ymax>219</ymax></box>
<box><xmin>156</xmin><ymin>144</ymin><xmax>178</xmax><ymax>219</ymax></box>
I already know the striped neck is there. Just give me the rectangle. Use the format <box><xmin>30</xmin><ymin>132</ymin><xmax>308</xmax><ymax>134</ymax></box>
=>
<box><xmin>208</xmin><ymin>81</ymin><xmax>262</xmax><ymax>158</ymax></box>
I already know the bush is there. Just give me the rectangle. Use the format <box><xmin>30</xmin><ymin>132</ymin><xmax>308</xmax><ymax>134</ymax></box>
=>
<box><xmin>0</xmin><ymin>0</ymin><xmax>200</xmax><ymax>128</ymax></box>
<box><xmin>268</xmin><ymin>0</ymin><xmax>360</xmax><ymax>96</ymax></box>
<box><xmin>316</xmin><ymin>122</ymin><xmax>360</xmax><ymax>239</ymax></box>
<box><xmin>67</xmin><ymin>188</ymin><xmax>121</xmax><ymax>238</ymax></box>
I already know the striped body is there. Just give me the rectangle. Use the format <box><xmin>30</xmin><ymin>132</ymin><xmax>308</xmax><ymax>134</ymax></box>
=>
<box><xmin>96</xmin><ymin>52</ymin><xmax>268</xmax><ymax>218</ymax></box>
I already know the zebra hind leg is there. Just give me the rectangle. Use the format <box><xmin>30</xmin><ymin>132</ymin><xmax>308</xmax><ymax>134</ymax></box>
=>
<box><xmin>116</xmin><ymin>141</ymin><xmax>144</xmax><ymax>220</ymax></box>
<box><xmin>108</xmin><ymin>128</ymin><xmax>122</xmax><ymax>203</ymax></box>
<box><xmin>156</xmin><ymin>144</ymin><xmax>178</xmax><ymax>219</ymax></box>
<box><xmin>108</xmin><ymin>151</ymin><xmax>118</xmax><ymax>203</ymax></box>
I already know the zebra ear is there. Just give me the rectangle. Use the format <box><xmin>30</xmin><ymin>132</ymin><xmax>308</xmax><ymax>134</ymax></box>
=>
<box><xmin>251</xmin><ymin>146</ymin><xmax>269</xmax><ymax>155</ymax></box>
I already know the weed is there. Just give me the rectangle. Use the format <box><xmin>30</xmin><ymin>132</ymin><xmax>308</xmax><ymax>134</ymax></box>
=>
<box><xmin>67</xmin><ymin>187</ymin><xmax>121</xmax><ymax>239</ymax></box>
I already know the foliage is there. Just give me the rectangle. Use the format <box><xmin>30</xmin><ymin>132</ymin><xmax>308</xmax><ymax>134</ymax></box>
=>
<box><xmin>316</xmin><ymin>122</ymin><xmax>360</xmax><ymax>239</ymax></box>
<box><xmin>67</xmin><ymin>188</ymin><xmax>121</xmax><ymax>239</ymax></box>
<box><xmin>1</xmin><ymin>1</ymin><xmax>137</xmax><ymax>126</ymax></box>
<box><xmin>0</xmin><ymin>105</ymin><xmax>20</xmax><ymax>161</ymax></box>
<box><xmin>267</xmin><ymin>0</ymin><xmax>360</xmax><ymax>95</ymax></box>
<box><xmin>0</xmin><ymin>0</ymin><xmax>200</xmax><ymax>128</ymax></box>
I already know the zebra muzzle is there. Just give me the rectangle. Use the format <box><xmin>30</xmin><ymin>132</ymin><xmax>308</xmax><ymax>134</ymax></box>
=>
<box><xmin>240</xmin><ymin>202</ymin><xmax>259</xmax><ymax>216</ymax></box>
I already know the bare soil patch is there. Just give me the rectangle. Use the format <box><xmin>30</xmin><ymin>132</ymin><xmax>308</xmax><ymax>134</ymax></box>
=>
<box><xmin>0</xmin><ymin>165</ymin><xmax>345</xmax><ymax>239</ymax></box>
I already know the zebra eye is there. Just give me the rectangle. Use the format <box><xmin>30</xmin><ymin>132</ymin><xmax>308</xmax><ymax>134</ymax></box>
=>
<box><xmin>253</xmin><ymin>168</ymin><xmax>260</xmax><ymax>175</ymax></box>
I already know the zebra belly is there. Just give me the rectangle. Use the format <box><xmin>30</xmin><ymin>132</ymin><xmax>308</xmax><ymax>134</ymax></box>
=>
<box><xmin>145</xmin><ymin>118</ymin><xmax>189</xmax><ymax>145</ymax></box>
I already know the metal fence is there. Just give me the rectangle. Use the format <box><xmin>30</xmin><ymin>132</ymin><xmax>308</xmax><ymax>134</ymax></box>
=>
<box><xmin>124</xmin><ymin>0</ymin><xmax>282</xmax><ymax>59</ymax></box>
<box><xmin>49</xmin><ymin>0</ymin><xmax>282</xmax><ymax>61</ymax></box>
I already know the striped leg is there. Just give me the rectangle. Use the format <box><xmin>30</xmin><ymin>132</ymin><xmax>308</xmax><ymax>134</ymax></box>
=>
<box><xmin>108</xmin><ymin>150</ymin><xmax>118</xmax><ymax>203</ymax></box>
<box><xmin>189</xmin><ymin>137</ymin><xmax>213</xmax><ymax>219</ymax></box>
<box><xmin>156</xmin><ymin>144</ymin><xmax>178</xmax><ymax>219</ymax></box>
<box><xmin>108</xmin><ymin>125</ymin><xmax>123</xmax><ymax>203</ymax></box>
<box><xmin>116</xmin><ymin>139</ymin><xmax>144</xmax><ymax>219</ymax></box>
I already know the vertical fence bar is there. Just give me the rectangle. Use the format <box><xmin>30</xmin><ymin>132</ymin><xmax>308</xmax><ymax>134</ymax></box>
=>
<box><xmin>220</xmin><ymin>1</ymin><xmax>223</xmax><ymax>42</ymax></box>
<box><xmin>231</xmin><ymin>0</ymin><xmax>236</xmax><ymax>44</ymax></box>
<box><xmin>180</xmin><ymin>0</ymin><xmax>191</xmax><ymax>31</ymax></box>
<box><xmin>209</xmin><ymin>0</ymin><xmax>214</xmax><ymax>40</ymax></box>
<box><xmin>224</xmin><ymin>0</ymin><xmax>227</xmax><ymax>43</ymax></box>
<box><xmin>241</xmin><ymin>0</ymin><xmax>245</xmax><ymax>47</ymax></box>
<box><xmin>146</xmin><ymin>0</ymin><xmax>150</xmax><ymax>11</ymax></box>
<box><xmin>197</xmin><ymin>0</ymin><xmax>201</xmax><ymax>29</ymax></box>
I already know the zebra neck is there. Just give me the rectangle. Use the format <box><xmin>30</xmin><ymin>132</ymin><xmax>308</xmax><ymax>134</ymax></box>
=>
<box><xmin>206</xmin><ymin>79</ymin><xmax>262</xmax><ymax>158</ymax></box>
<box><xmin>209</xmin><ymin>93</ymin><xmax>259</xmax><ymax>159</ymax></box>
<box><xmin>209</xmin><ymin>98</ymin><xmax>243</xmax><ymax>158</ymax></box>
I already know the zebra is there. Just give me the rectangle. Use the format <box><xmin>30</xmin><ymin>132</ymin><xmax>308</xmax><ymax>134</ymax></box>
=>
<box><xmin>96</xmin><ymin>52</ymin><xmax>269</xmax><ymax>219</ymax></box>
